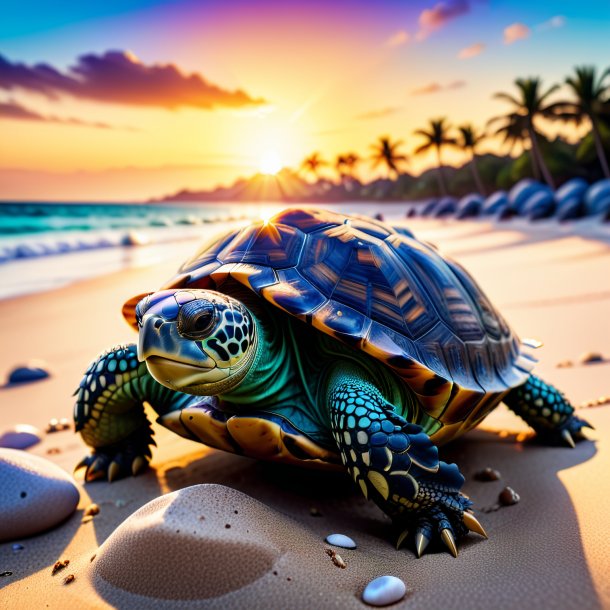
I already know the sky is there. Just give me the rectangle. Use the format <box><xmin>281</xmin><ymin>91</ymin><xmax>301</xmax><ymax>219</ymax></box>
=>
<box><xmin>1</xmin><ymin>0</ymin><xmax>610</xmax><ymax>201</ymax></box>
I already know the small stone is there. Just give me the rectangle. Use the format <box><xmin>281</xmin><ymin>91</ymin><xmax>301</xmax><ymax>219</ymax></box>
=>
<box><xmin>474</xmin><ymin>467</ymin><xmax>501</xmax><ymax>482</ymax></box>
<box><xmin>325</xmin><ymin>533</ymin><xmax>357</xmax><ymax>549</ymax></box>
<box><xmin>0</xmin><ymin>449</ymin><xmax>80</xmax><ymax>541</ymax></box>
<box><xmin>64</xmin><ymin>574</ymin><xmax>75</xmax><ymax>585</ymax></box>
<box><xmin>0</xmin><ymin>424</ymin><xmax>42</xmax><ymax>450</ymax></box>
<box><xmin>51</xmin><ymin>560</ymin><xmax>70</xmax><ymax>575</ymax></box>
<box><xmin>46</xmin><ymin>418</ymin><xmax>70</xmax><ymax>433</ymax></box>
<box><xmin>7</xmin><ymin>363</ymin><xmax>50</xmax><ymax>384</ymax></box>
<box><xmin>499</xmin><ymin>486</ymin><xmax>520</xmax><ymax>506</ymax></box>
<box><xmin>309</xmin><ymin>506</ymin><xmax>322</xmax><ymax>517</ymax></box>
<box><xmin>46</xmin><ymin>448</ymin><xmax>61</xmax><ymax>455</ymax></box>
<box><xmin>362</xmin><ymin>575</ymin><xmax>407</xmax><ymax>606</ymax></box>
<box><xmin>556</xmin><ymin>360</ymin><xmax>573</xmax><ymax>369</ymax></box>
<box><xmin>12</xmin><ymin>543</ymin><xmax>24</xmax><ymax>552</ymax></box>
<box><xmin>325</xmin><ymin>548</ymin><xmax>346</xmax><ymax>569</ymax></box>
<box><xmin>579</xmin><ymin>352</ymin><xmax>605</xmax><ymax>365</ymax></box>
<box><xmin>84</xmin><ymin>503</ymin><xmax>100</xmax><ymax>516</ymax></box>
<box><xmin>115</xmin><ymin>499</ymin><xmax>127</xmax><ymax>508</ymax></box>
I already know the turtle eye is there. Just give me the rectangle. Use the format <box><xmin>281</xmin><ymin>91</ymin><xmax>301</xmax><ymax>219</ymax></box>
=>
<box><xmin>177</xmin><ymin>300</ymin><xmax>217</xmax><ymax>339</ymax></box>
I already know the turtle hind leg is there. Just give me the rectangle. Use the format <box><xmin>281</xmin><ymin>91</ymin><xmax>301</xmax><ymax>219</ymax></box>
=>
<box><xmin>327</xmin><ymin>370</ymin><xmax>486</xmax><ymax>558</ymax></box>
<box><xmin>503</xmin><ymin>374</ymin><xmax>593</xmax><ymax>448</ymax></box>
<box><xmin>74</xmin><ymin>343</ymin><xmax>193</xmax><ymax>482</ymax></box>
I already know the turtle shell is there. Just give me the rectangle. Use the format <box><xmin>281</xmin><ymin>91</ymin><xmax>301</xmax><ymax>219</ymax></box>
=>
<box><xmin>124</xmin><ymin>208</ymin><xmax>535</xmax><ymax>443</ymax></box>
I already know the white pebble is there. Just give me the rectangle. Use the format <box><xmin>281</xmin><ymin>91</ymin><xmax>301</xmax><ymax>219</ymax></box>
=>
<box><xmin>325</xmin><ymin>533</ymin><xmax>357</xmax><ymax>549</ymax></box>
<box><xmin>362</xmin><ymin>575</ymin><xmax>407</xmax><ymax>607</ymax></box>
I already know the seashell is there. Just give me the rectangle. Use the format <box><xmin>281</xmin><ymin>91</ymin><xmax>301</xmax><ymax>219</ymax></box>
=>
<box><xmin>362</xmin><ymin>575</ymin><xmax>407</xmax><ymax>606</ymax></box>
<box><xmin>325</xmin><ymin>533</ymin><xmax>357</xmax><ymax>549</ymax></box>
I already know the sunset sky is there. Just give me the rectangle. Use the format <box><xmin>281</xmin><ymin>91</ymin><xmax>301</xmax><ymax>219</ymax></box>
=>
<box><xmin>1</xmin><ymin>0</ymin><xmax>610</xmax><ymax>201</ymax></box>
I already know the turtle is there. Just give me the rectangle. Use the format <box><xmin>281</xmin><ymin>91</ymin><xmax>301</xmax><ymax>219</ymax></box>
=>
<box><xmin>74</xmin><ymin>207</ymin><xmax>592</xmax><ymax>557</ymax></box>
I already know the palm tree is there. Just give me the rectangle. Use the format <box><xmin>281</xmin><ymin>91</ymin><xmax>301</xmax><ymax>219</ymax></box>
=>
<box><xmin>300</xmin><ymin>152</ymin><xmax>327</xmax><ymax>181</ymax></box>
<box><xmin>488</xmin><ymin>112</ymin><xmax>540</xmax><ymax>180</ymax></box>
<box><xmin>335</xmin><ymin>153</ymin><xmax>360</xmax><ymax>182</ymax></box>
<box><xmin>413</xmin><ymin>118</ymin><xmax>456</xmax><ymax>196</ymax></box>
<box><xmin>553</xmin><ymin>65</ymin><xmax>610</xmax><ymax>177</ymax></box>
<box><xmin>370</xmin><ymin>137</ymin><xmax>408</xmax><ymax>179</ymax></box>
<box><xmin>492</xmin><ymin>78</ymin><xmax>559</xmax><ymax>188</ymax></box>
<box><xmin>343</xmin><ymin>152</ymin><xmax>360</xmax><ymax>179</ymax></box>
<box><xmin>457</xmin><ymin>124</ymin><xmax>486</xmax><ymax>195</ymax></box>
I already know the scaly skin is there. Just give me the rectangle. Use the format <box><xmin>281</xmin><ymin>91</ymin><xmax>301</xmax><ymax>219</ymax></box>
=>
<box><xmin>326</xmin><ymin>365</ymin><xmax>485</xmax><ymax>558</ymax></box>
<box><xmin>74</xmin><ymin>343</ymin><xmax>194</xmax><ymax>481</ymax></box>
<box><xmin>503</xmin><ymin>375</ymin><xmax>593</xmax><ymax>447</ymax></box>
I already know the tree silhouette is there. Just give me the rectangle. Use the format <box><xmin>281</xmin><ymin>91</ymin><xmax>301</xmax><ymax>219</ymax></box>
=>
<box><xmin>457</xmin><ymin>124</ymin><xmax>486</xmax><ymax>195</ymax></box>
<box><xmin>553</xmin><ymin>65</ymin><xmax>610</xmax><ymax>177</ymax></box>
<box><xmin>300</xmin><ymin>152</ymin><xmax>327</xmax><ymax>180</ymax></box>
<box><xmin>413</xmin><ymin>118</ymin><xmax>456</xmax><ymax>196</ymax></box>
<box><xmin>370</xmin><ymin>137</ymin><xmax>408</xmax><ymax>179</ymax></box>
<box><xmin>492</xmin><ymin>78</ymin><xmax>559</xmax><ymax>187</ymax></box>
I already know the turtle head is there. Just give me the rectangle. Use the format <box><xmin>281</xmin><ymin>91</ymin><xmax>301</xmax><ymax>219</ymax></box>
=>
<box><xmin>136</xmin><ymin>289</ymin><xmax>258</xmax><ymax>395</ymax></box>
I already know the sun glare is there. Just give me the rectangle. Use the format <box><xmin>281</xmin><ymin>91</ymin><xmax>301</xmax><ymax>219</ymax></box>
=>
<box><xmin>259</xmin><ymin>149</ymin><xmax>282</xmax><ymax>175</ymax></box>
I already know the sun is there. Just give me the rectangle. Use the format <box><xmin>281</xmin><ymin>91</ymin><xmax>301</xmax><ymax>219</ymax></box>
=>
<box><xmin>258</xmin><ymin>149</ymin><xmax>283</xmax><ymax>175</ymax></box>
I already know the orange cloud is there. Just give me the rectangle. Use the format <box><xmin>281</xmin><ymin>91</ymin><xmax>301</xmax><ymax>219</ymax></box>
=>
<box><xmin>411</xmin><ymin>80</ymin><xmax>466</xmax><ymax>95</ymax></box>
<box><xmin>386</xmin><ymin>30</ymin><xmax>410</xmax><ymax>47</ymax></box>
<box><xmin>417</xmin><ymin>0</ymin><xmax>470</xmax><ymax>39</ymax></box>
<box><xmin>504</xmin><ymin>23</ymin><xmax>530</xmax><ymax>44</ymax></box>
<box><xmin>0</xmin><ymin>51</ymin><xmax>266</xmax><ymax>110</ymax></box>
<box><xmin>458</xmin><ymin>42</ymin><xmax>485</xmax><ymax>59</ymax></box>
<box><xmin>0</xmin><ymin>100</ymin><xmax>132</xmax><ymax>130</ymax></box>
<box><xmin>355</xmin><ymin>106</ymin><xmax>402</xmax><ymax>120</ymax></box>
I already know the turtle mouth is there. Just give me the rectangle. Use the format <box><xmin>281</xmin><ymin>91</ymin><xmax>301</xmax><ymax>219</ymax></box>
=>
<box><xmin>145</xmin><ymin>355</ymin><xmax>215</xmax><ymax>389</ymax></box>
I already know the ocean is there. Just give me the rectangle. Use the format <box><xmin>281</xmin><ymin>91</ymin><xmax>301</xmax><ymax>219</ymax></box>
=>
<box><xmin>0</xmin><ymin>201</ymin><xmax>405</xmax><ymax>300</ymax></box>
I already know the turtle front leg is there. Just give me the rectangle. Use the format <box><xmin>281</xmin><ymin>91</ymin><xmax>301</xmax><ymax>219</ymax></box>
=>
<box><xmin>327</xmin><ymin>369</ymin><xmax>486</xmax><ymax>558</ymax></box>
<box><xmin>74</xmin><ymin>343</ymin><xmax>193</xmax><ymax>482</ymax></box>
<box><xmin>503</xmin><ymin>374</ymin><xmax>593</xmax><ymax>448</ymax></box>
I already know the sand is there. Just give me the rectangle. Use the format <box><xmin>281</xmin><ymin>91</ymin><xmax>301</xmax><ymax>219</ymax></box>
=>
<box><xmin>0</xmin><ymin>216</ymin><xmax>609</xmax><ymax>609</ymax></box>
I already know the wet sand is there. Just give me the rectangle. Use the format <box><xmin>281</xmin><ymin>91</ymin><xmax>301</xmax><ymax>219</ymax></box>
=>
<box><xmin>1</xmin><ymin>217</ymin><xmax>609</xmax><ymax>609</ymax></box>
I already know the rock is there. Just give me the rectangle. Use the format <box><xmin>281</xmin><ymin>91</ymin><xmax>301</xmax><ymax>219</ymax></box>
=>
<box><xmin>432</xmin><ymin>197</ymin><xmax>458</xmax><ymax>218</ymax></box>
<box><xmin>7</xmin><ymin>363</ymin><xmax>50</xmax><ymax>384</ymax></box>
<box><xmin>584</xmin><ymin>178</ymin><xmax>610</xmax><ymax>216</ymax></box>
<box><xmin>0</xmin><ymin>448</ymin><xmax>80</xmax><ymax>541</ymax></box>
<box><xmin>0</xmin><ymin>424</ymin><xmax>42</xmax><ymax>449</ymax></box>
<box><xmin>522</xmin><ymin>189</ymin><xmax>555</xmax><ymax>219</ymax></box>
<box><xmin>555</xmin><ymin>178</ymin><xmax>588</xmax><ymax>206</ymax></box>
<box><xmin>456</xmin><ymin>194</ymin><xmax>483</xmax><ymax>219</ymax></box>
<box><xmin>362</xmin><ymin>575</ymin><xmax>407</xmax><ymax>606</ymax></box>
<box><xmin>499</xmin><ymin>486</ymin><xmax>520</xmax><ymax>506</ymax></box>
<box><xmin>508</xmin><ymin>179</ymin><xmax>546</xmax><ymax>215</ymax></box>
<box><xmin>481</xmin><ymin>191</ymin><xmax>508</xmax><ymax>215</ymax></box>
<box><xmin>325</xmin><ymin>533</ymin><xmax>357</xmax><ymax>549</ymax></box>
<box><xmin>556</xmin><ymin>196</ymin><xmax>585</xmax><ymax>221</ymax></box>
<box><xmin>579</xmin><ymin>352</ymin><xmax>605</xmax><ymax>365</ymax></box>
<box><xmin>475</xmin><ymin>467</ymin><xmax>501</xmax><ymax>481</ymax></box>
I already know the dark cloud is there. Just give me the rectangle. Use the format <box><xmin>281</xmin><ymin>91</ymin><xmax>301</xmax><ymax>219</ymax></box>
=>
<box><xmin>0</xmin><ymin>99</ymin><xmax>133</xmax><ymax>130</ymax></box>
<box><xmin>411</xmin><ymin>80</ymin><xmax>466</xmax><ymax>95</ymax></box>
<box><xmin>0</xmin><ymin>51</ymin><xmax>266</xmax><ymax>110</ymax></box>
<box><xmin>355</xmin><ymin>106</ymin><xmax>402</xmax><ymax>120</ymax></box>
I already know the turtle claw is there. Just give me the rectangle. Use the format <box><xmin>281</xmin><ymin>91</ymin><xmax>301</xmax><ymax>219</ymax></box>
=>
<box><xmin>561</xmin><ymin>429</ymin><xmax>576</xmax><ymax>449</ymax></box>
<box><xmin>415</xmin><ymin>530</ymin><xmax>431</xmax><ymax>558</ymax></box>
<box><xmin>440</xmin><ymin>528</ymin><xmax>458</xmax><ymax>558</ymax></box>
<box><xmin>85</xmin><ymin>457</ymin><xmax>108</xmax><ymax>482</ymax></box>
<box><xmin>539</xmin><ymin>414</ymin><xmax>593</xmax><ymax>447</ymax></box>
<box><xmin>462</xmin><ymin>511</ymin><xmax>488</xmax><ymax>538</ymax></box>
<box><xmin>107</xmin><ymin>461</ymin><xmax>121</xmax><ymax>483</ymax></box>
<box><xmin>395</xmin><ymin>528</ymin><xmax>410</xmax><ymax>551</ymax></box>
<box><xmin>131</xmin><ymin>456</ymin><xmax>147</xmax><ymax>476</ymax></box>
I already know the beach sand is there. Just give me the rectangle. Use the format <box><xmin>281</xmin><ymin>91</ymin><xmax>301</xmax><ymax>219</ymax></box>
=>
<box><xmin>1</xmin><ymin>217</ymin><xmax>609</xmax><ymax>609</ymax></box>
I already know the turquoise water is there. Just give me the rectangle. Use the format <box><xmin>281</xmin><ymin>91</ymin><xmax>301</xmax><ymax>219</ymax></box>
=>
<box><xmin>0</xmin><ymin>201</ymin><xmax>403</xmax><ymax>299</ymax></box>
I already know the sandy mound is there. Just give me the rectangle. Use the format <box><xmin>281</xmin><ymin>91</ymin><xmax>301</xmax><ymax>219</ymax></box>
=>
<box><xmin>91</xmin><ymin>484</ymin><xmax>308</xmax><ymax>600</ymax></box>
